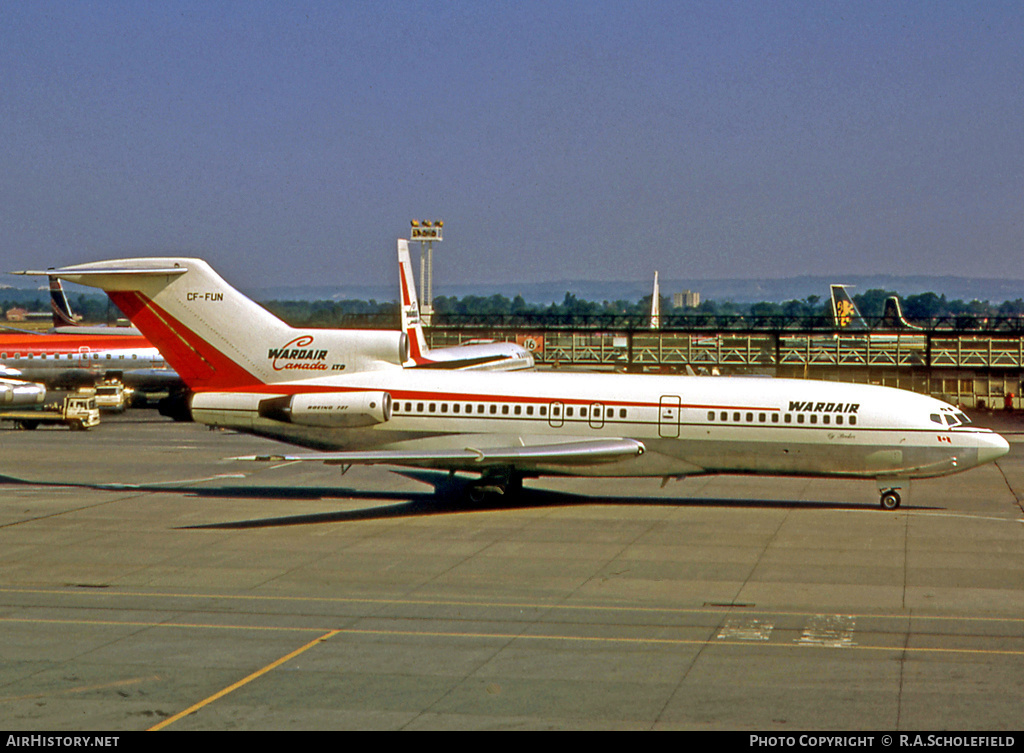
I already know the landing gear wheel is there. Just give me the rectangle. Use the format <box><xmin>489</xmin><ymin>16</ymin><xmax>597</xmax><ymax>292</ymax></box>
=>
<box><xmin>465</xmin><ymin>470</ymin><xmax>524</xmax><ymax>504</ymax></box>
<box><xmin>880</xmin><ymin>490</ymin><xmax>901</xmax><ymax>510</ymax></box>
<box><xmin>468</xmin><ymin>484</ymin><xmax>499</xmax><ymax>503</ymax></box>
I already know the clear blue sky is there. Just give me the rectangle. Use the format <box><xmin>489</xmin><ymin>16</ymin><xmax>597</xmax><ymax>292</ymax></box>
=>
<box><xmin>2</xmin><ymin>1</ymin><xmax>1022</xmax><ymax>290</ymax></box>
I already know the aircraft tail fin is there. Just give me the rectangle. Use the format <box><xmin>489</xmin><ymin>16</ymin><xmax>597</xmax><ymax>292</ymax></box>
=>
<box><xmin>33</xmin><ymin>258</ymin><xmax>407</xmax><ymax>390</ymax></box>
<box><xmin>881</xmin><ymin>295</ymin><xmax>921</xmax><ymax>330</ymax></box>
<box><xmin>398</xmin><ymin>239</ymin><xmax>431</xmax><ymax>365</ymax></box>
<box><xmin>650</xmin><ymin>271</ymin><xmax>660</xmax><ymax>330</ymax></box>
<box><xmin>830</xmin><ymin>285</ymin><xmax>868</xmax><ymax>330</ymax></box>
<box><xmin>49</xmin><ymin>276</ymin><xmax>77</xmax><ymax>327</ymax></box>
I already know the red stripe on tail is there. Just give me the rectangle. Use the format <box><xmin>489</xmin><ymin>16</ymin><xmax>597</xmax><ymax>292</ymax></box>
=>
<box><xmin>108</xmin><ymin>290</ymin><xmax>261</xmax><ymax>390</ymax></box>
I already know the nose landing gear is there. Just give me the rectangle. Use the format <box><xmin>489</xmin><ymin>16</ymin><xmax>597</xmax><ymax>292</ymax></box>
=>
<box><xmin>879</xmin><ymin>489</ymin><xmax>901</xmax><ymax>510</ymax></box>
<box><xmin>876</xmin><ymin>478</ymin><xmax>908</xmax><ymax>511</ymax></box>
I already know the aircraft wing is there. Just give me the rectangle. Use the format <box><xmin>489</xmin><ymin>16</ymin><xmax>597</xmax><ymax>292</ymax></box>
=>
<box><xmin>232</xmin><ymin>438</ymin><xmax>645</xmax><ymax>470</ymax></box>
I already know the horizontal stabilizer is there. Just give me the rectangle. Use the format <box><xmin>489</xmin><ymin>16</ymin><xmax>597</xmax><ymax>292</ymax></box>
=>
<box><xmin>15</xmin><ymin>266</ymin><xmax>188</xmax><ymax>278</ymax></box>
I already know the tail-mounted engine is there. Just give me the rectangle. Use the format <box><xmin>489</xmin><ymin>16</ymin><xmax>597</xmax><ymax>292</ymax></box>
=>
<box><xmin>258</xmin><ymin>391</ymin><xmax>391</xmax><ymax>428</ymax></box>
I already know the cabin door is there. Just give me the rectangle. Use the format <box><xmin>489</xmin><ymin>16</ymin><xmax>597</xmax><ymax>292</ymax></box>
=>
<box><xmin>659</xmin><ymin>395</ymin><xmax>681</xmax><ymax>438</ymax></box>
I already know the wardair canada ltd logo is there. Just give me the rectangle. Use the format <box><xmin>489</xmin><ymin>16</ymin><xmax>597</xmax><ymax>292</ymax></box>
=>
<box><xmin>268</xmin><ymin>335</ymin><xmax>328</xmax><ymax>372</ymax></box>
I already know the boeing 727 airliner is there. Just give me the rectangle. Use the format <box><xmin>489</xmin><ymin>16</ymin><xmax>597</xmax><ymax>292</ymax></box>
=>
<box><xmin>24</xmin><ymin>256</ymin><xmax>1009</xmax><ymax>509</ymax></box>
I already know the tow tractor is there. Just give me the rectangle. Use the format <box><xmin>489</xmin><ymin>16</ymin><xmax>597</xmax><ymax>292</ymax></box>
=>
<box><xmin>0</xmin><ymin>394</ymin><xmax>101</xmax><ymax>431</ymax></box>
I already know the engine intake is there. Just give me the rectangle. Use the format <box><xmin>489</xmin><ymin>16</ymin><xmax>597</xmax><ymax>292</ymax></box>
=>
<box><xmin>258</xmin><ymin>391</ymin><xmax>391</xmax><ymax>427</ymax></box>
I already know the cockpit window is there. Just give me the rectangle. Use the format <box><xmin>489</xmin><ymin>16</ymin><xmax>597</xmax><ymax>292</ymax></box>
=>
<box><xmin>943</xmin><ymin>415</ymin><xmax>957</xmax><ymax>426</ymax></box>
<box><xmin>955</xmin><ymin>411</ymin><xmax>971</xmax><ymax>425</ymax></box>
<box><xmin>930</xmin><ymin>414</ymin><xmax>943</xmax><ymax>425</ymax></box>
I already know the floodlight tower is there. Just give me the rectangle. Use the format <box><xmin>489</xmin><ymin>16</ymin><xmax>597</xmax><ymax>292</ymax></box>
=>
<box><xmin>410</xmin><ymin>219</ymin><xmax>443</xmax><ymax>325</ymax></box>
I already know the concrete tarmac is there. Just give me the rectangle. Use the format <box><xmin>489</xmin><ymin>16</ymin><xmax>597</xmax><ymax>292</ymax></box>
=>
<box><xmin>0</xmin><ymin>409</ymin><xmax>1022</xmax><ymax>730</ymax></box>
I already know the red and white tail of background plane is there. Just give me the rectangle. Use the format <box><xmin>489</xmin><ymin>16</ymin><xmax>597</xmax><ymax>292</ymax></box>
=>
<box><xmin>0</xmin><ymin>277</ymin><xmax>175</xmax><ymax>392</ymax></box>
<box><xmin>26</xmin><ymin>255</ymin><xmax>1009</xmax><ymax>510</ymax></box>
<box><xmin>398</xmin><ymin>239</ymin><xmax>533</xmax><ymax>371</ymax></box>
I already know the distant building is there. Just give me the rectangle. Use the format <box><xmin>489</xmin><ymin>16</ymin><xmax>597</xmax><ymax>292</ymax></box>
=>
<box><xmin>5</xmin><ymin>307</ymin><xmax>27</xmax><ymax>321</ymax></box>
<box><xmin>674</xmin><ymin>290</ymin><xmax>700</xmax><ymax>308</ymax></box>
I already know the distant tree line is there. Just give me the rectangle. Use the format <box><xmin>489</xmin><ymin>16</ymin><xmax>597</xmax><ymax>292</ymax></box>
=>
<box><xmin>849</xmin><ymin>290</ymin><xmax>1024</xmax><ymax>319</ymax></box>
<box><xmin>10</xmin><ymin>287</ymin><xmax>1024</xmax><ymax>328</ymax></box>
<box><xmin>260</xmin><ymin>299</ymin><xmax>399</xmax><ymax>328</ymax></box>
<box><xmin>264</xmin><ymin>290</ymin><xmax>1024</xmax><ymax>327</ymax></box>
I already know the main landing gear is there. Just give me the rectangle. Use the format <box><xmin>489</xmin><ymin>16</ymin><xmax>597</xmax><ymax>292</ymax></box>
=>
<box><xmin>465</xmin><ymin>469</ymin><xmax>524</xmax><ymax>503</ymax></box>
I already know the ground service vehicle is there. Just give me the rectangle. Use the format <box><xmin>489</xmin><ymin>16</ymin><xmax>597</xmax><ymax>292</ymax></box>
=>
<box><xmin>93</xmin><ymin>379</ymin><xmax>133</xmax><ymax>412</ymax></box>
<box><xmin>0</xmin><ymin>394</ymin><xmax>100</xmax><ymax>431</ymax></box>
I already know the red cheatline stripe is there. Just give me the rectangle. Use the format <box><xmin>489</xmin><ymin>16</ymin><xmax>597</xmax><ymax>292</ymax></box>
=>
<box><xmin>204</xmin><ymin>382</ymin><xmax>776</xmax><ymax>412</ymax></box>
<box><xmin>0</xmin><ymin>333</ymin><xmax>152</xmax><ymax>352</ymax></box>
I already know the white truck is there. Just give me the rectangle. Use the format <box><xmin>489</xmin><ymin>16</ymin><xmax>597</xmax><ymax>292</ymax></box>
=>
<box><xmin>0</xmin><ymin>394</ymin><xmax>101</xmax><ymax>431</ymax></box>
<box><xmin>93</xmin><ymin>379</ymin><xmax>134</xmax><ymax>412</ymax></box>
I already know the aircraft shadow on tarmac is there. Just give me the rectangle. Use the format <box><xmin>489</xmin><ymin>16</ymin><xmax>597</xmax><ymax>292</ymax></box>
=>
<box><xmin>0</xmin><ymin>470</ymin><xmax>935</xmax><ymax>530</ymax></box>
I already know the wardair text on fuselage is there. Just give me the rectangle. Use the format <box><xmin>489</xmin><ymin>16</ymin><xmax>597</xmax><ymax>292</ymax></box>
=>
<box><xmin>789</xmin><ymin>401</ymin><xmax>860</xmax><ymax>413</ymax></box>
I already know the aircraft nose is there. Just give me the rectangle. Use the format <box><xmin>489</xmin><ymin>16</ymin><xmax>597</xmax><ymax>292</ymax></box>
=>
<box><xmin>977</xmin><ymin>432</ymin><xmax>1010</xmax><ymax>466</ymax></box>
